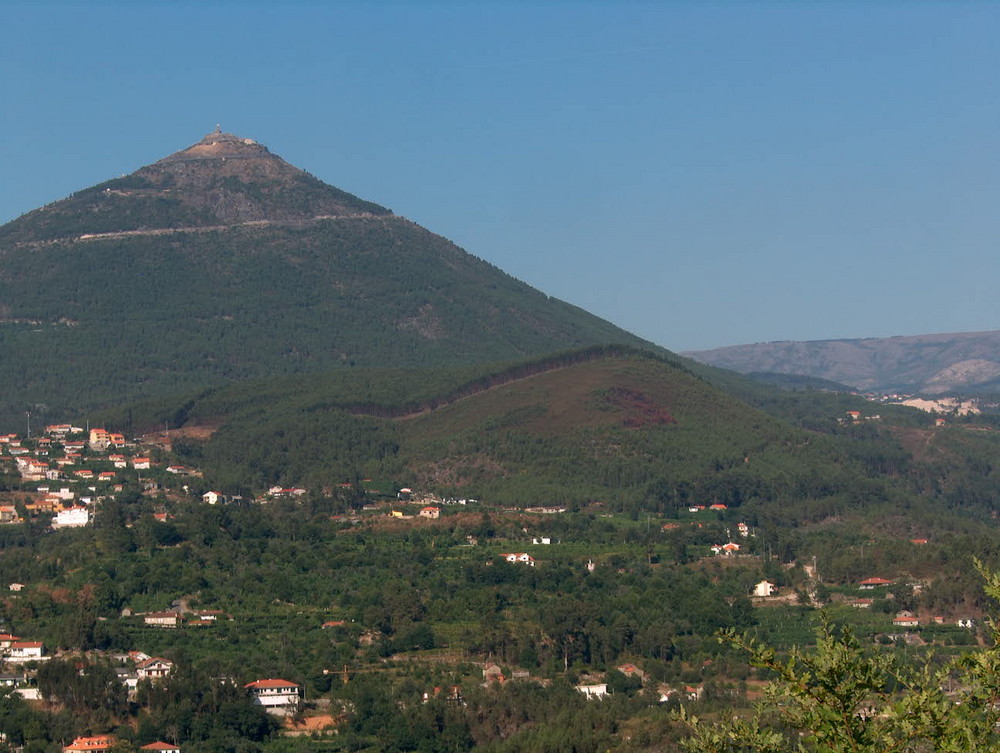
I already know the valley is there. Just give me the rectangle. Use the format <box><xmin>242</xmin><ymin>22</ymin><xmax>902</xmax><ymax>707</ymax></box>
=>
<box><xmin>1</xmin><ymin>129</ymin><xmax>999</xmax><ymax>753</ymax></box>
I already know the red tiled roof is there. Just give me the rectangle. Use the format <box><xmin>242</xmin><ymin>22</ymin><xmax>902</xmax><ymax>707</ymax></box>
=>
<box><xmin>136</xmin><ymin>657</ymin><xmax>172</xmax><ymax>669</ymax></box>
<box><xmin>63</xmin><ymin>735</ymin><xmax>116</xmax><ymax>752</ymax></box>
<box><xmin>245</xmin><ymin>678</ymin><xmax>299</xmax><ymax>689</ymax></box>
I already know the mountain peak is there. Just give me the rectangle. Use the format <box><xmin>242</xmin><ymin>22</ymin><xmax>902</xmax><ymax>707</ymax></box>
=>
<box><xmin>159</xmin><ymin>127</ymin><xmax>273</xmax><ymax>163</ymax></box>
<box><xmin>0</xmin><ymin>129</ymin><xmax>392</xmax><ymax>240</ymax></box>
<box><xmin>0</xmin><ymin>130</ymin><xmax>654</xmax><ymax>424</ymax></box>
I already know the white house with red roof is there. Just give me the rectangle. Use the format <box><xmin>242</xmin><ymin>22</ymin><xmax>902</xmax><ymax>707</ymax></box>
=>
<box><xmin>6</xmin><ymin>641</ymin><xmax>46</xmax><ymax>662</ymax></box>
<box><xmin>136</xmin><ymin>657</ymin><xmax>174</xmax><ymax>680</ymax></box>
<box><xmin>245</xmin><ymin>678</ymin><xmax>300</xmax><ymax>714</ymax></box>
<box><xmin>144</xmin><ymin>611</ymin><xmax>181</xmax><ymax>628</ymax></box>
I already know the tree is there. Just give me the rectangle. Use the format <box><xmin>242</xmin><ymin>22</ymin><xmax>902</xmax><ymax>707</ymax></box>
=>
<box><xmin>681</xmin><ymin>561</ymin><xmax>1000</xmax><ymax>752</ymax></box>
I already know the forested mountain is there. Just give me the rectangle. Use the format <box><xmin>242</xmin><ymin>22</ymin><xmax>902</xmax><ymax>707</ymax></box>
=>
<box><xmin>0</xmin><ymin>130</ymin><xmax>653</xmax><ymax>426</ymax></box>
<box><xmin>684</xmin><ymin>330</ymin><xmax>1000</xmax><ymax>395</ymax></box>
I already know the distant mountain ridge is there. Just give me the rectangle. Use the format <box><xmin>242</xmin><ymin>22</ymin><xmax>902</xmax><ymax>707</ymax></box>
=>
<box><xmin>684</xmin><ymin>330</ymin><xmax>1000</xmax><ymax>394</ymax></box>
<box><xmin>0</xmin><ymin>129</ymin><xmax>655</xmax><ymax>425</ymax></box>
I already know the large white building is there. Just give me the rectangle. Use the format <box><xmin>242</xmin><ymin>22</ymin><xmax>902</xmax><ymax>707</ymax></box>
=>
<box><xmin>53</xmin><ymin>506</ymin><xmax>90</xmax><ymax>528</ymax></box>
<box><xmin>245</xmin><ymin>679</ymin><xmax>300</xmax><ymax>714</ymax></box>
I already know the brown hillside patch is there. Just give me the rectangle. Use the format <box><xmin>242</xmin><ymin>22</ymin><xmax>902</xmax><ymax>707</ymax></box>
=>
<box><xmin>599</xmin><ymin>387</ymin><xmax>677</xmax><ymax>429</ymax></box>
<box><xmin>418</xmin><ymin>454</ymin><xmax>507</xmax><ymax>486</ymax></box>
<box><xmin>888</xmin><ymin>426</ymin><xmax>950</xmax><ymax>463</ymax></box>
<box><xmin>283</xmin><ymin>714</ymin><xmax>339</xmax><ymax>734</ymax></box>
<box><xmin>401</xmin><ymin>358</ymin><xmax>684</xmax><ymax>440</ymax></box>
<box><xmin>140</xmin><ymin>421</ymin><xmax>222</xmax><ymax>448</ymax></box>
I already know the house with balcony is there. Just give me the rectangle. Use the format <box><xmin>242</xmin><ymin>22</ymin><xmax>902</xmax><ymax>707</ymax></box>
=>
<box><xmin>245</xmin><ymin>678</ymin><xmax>300</xmax><ymax>715</ymax></box>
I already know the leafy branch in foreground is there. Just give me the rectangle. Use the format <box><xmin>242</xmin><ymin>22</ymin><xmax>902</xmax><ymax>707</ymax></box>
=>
<box><xmin>681</xmin><ymin>560</ymin><xmax>1000</xmax><ymax>753</ymax></box>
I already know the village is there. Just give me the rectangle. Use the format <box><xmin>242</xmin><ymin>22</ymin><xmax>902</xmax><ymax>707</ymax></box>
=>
<box><xmin>0</xmin><ymin>420</ymin><xmax>984</xmax><ymax>753</ymax></box>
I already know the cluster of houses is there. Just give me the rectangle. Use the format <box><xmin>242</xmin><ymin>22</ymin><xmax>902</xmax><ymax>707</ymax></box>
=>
<box><xmin>63</xmin><ymin>737</ymin><xmax>180</xmax><ymax>753</ymax></box>
<box><xmin>46</xmin><ymin>656</ymin><xmax>301</xmax><ymax>752</ymax></box>
<box><xmin>397</xmin><ymin>488</ymin><xmax>474</xmax><ymax>506</ymax></box>
<box><xmin>570</xmin><ymin>663</ymin><xmax>703</xmax><ymax>704</ymax></box>
<box><xmin>846</xmin><ymin>577</ymin><xmax>977</xmax><ymax>628</ymax></box>
<box><xmin>839</xmin><ymin>410</ymin><xmax>882</xmax><ymax>425</ymax></box>
<box><xmin>116</xmin><ymin>652</ymin><xmax>299</xmax><ymax>714</ymax></box>
<box><xmin>0</xmin><ymin>425</ymin><xmax>169</xmax><ymax>529</ymax></box>
<box><xmin>687</xmin><ymin>503</ymin><xmax>730</xmax><ymax>513</ymax></box>
<box><xmin>58</xmin><ymin>677</ymin><xmax>301</xmax><ymax>753</ymax></box>
<box><xmin>138</xmin><ymin>607</ymin><xmax>230</xmax><ymax>629</ymax></box>
<box><xmin>204</xmin><ymin>487</ymin><xmax>314</xmax><ymax>504</ymax></box>
<box><xmin>387</xmin><ymin>505</ymin><xmax>441</xmax><ymax>520</ymax></box>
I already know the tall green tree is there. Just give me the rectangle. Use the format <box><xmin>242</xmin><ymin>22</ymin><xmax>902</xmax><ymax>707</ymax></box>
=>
<box><xmin>681</xmin><ymin>562</ymin><xmax>1000</xmax><ymax>752</ymax></box>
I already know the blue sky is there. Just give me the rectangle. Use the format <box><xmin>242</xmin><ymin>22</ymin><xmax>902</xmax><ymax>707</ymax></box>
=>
<box><xmin>2</xmin><ymin>1</ymin><xmax>998</xmax><ymax>351</ymax></box>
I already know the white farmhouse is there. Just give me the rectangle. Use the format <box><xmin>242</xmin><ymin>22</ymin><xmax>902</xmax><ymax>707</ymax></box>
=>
<box><xmin>245</xmin><ymin>679</ymin><xmax>300</xmax><ymax>714</ymax></box>
<box><xmin>6</xmin><ymin>641</ymin><xmax>46</xmax><ymax>663</ymax></box>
